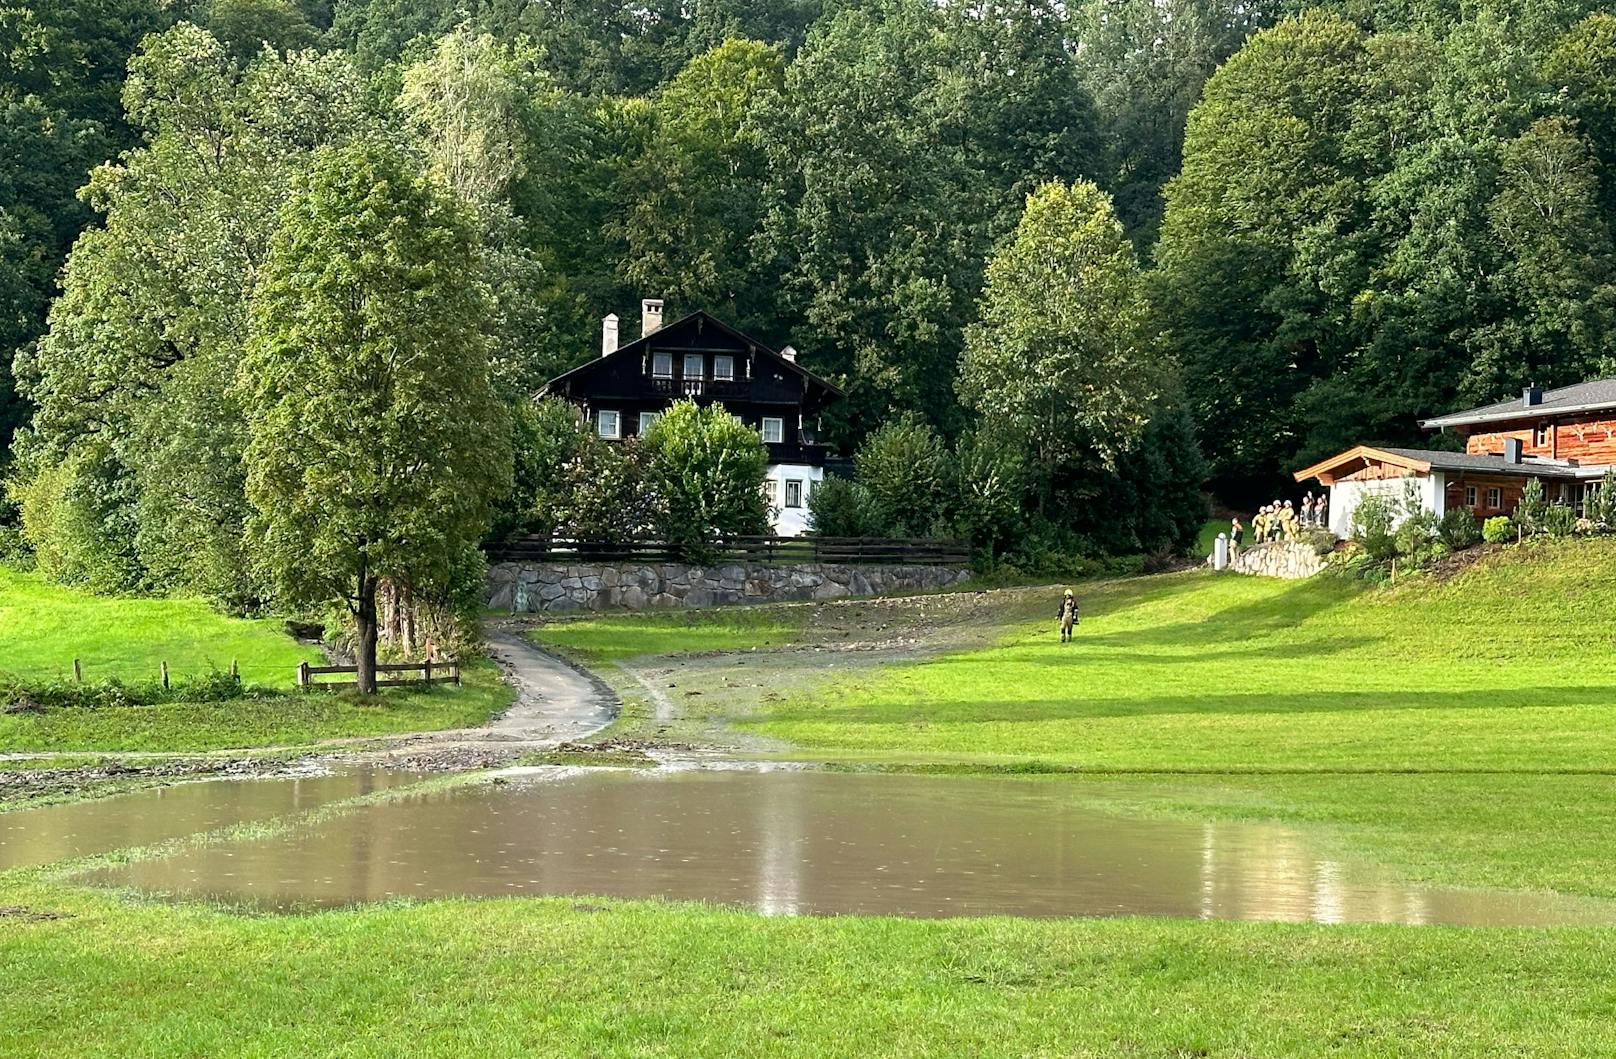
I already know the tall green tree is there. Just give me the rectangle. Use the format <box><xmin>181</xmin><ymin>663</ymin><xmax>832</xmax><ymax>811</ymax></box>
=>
<box><xmin>756</xmin><ymin>0</ymin><xmax>1100</xmax><ymax>440</ymax></box>
<box><xmin>240</xmin><ymin>143</ymin><xmax>511</xmax><ymax>693</ymax></box>
<box><xmin>960</xmin><ymin>180</ymin><xmax>1167</xmax><ymax>514</ymax></box>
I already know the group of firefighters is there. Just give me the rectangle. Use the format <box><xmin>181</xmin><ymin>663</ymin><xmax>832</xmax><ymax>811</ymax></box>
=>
<box><xmin>1230</xmin><ymin>492</ymin><xmax>1329</xmax><ymax>555</ymax></box>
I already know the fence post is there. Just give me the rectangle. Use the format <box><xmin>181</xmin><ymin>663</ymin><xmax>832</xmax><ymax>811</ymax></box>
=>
<box><xmin>424</xmin><ymin>659</ymin><xmax>433</xmax><ymax>684</ymax></box>
<box><xmin>160</xmin><ymin>661</ymin><xmax>169</xmax><ymax>689</ymax></box>
<box><xmin>73</xmin><ymin>658</ymin><xmax>82</xmax><ymax>684</ymax></box>
<box><xmin>452</xmin><ymin>662</ymin><xmax>461</xmax><ymax>686</ymax></box>
<box><xmin>297</xmin><ymin>661</ymin><xmax>310</xmax><ymax>689</ymax></box>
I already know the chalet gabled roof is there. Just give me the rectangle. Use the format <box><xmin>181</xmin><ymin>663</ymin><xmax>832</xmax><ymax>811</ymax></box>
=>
<box><xmin>1294</xmin><ymin>444</ymin><xmax>1592</xmax><ymax>483</ymax></box>
<box><xmin>1421</xmin><ymin>378</ymin><xmax>1616</xmax><ymax>430</ymax></box>
<box><xmin>541</xmin><ymin>309</ymin><xmax>844</xmax><ymax>399</ymax></box>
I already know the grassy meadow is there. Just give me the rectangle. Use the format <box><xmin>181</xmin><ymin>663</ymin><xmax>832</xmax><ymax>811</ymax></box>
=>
<box><xmin>9</xmin><ymin>540</ymin><xmax>1616</xmax><ymax>1055</ymax></box>
<box><xmin>0</xmin><ymin>568</ymin><xmax>512</xmax><ymax>752</ymax></box>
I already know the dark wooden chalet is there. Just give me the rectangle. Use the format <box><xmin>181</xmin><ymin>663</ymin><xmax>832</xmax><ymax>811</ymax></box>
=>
<box><xmin>541</xmin><ymin>301</ymin><xmax>845</xmax><ymax>534</ymax></box>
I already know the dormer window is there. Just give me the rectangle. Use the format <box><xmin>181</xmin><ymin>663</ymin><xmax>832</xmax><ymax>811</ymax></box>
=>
<box><xmin>651</xmin><ymin>352</ymin><xmax>673</xmax><ymax>379</ymax></box>
<box><xmin>713</xmin><ymin>355</ymin><xmax>734</xmax><ymax>381</ymax></box>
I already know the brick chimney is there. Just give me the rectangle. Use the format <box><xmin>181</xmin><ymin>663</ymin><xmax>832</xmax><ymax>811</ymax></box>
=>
<box><xmin>641</xmin><ymin>298</ymin><xmax>664</xmax><ymax>338</ymax></box>
<box><xmin>601</xmin><ymin>313</ymin><xmax>619</xmax><ymax>357</ymax></box>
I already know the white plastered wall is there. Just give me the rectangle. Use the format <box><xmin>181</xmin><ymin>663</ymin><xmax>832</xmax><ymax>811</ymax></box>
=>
<box><xmin>1327</xmin><ymin>472</ymin><xmax>1445</xmax><ymax>538</ymax></box>
<box><xmin>766</xmin><ymin>464</ymin><xmax>825</xmax><ymax>536</ymax></box>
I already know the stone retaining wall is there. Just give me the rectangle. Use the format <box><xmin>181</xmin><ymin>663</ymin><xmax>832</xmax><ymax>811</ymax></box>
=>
<box><xmin>1230</xmin><ymin>541</ymin><xmax>1327</xmax><ymax>580</ymax></box>
<box><xmin>487</xmin><ymin>561</ymin><xmax>972</xmax><ymax>612</ymax></box>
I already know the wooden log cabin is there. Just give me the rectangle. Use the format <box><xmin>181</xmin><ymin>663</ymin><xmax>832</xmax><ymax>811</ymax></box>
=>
<box><xmin>1295</xmin><ymin>381</ymin><xmax>1616</xmax><ymax>537</ymax></box>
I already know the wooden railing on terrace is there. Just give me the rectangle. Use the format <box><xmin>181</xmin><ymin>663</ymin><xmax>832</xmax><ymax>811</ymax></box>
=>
<box><xmin>486</xmin><ymin>535</ymin><xmax>972</xmax><ymax>567</ymax></box>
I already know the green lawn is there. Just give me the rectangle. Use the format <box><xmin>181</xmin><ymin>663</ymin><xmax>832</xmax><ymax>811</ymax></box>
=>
<box><xmin>0</xmin><ymin>567</ymin><xmax>316</xmax><ymax>687</ymax></box>
<box><xmin>3</xmin><ymin>878</ymin><xmax>1615</xmax><ymax>1058</ymax></box>
<box><xmin>0</xmin><ymin>567</ymin><xmax>513</xmax><ymax>751</ymax></box>
<box><xmin>0</xmin><ymin>663</ymin><xmax>513</xmax><ymax>753</ymax></box>
<box><xmin>748</xmin><ymin>540</ymin><xmax>1616</xmax><ymax>771</ymax></box>
<box><xmin>532</xmin><ymin>607</ymin><xmax>804</xmax><ymax>663</ymax></box>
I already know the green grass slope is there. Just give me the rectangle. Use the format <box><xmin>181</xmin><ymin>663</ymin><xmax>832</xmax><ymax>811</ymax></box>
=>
<box><xmin>0</xmin><ymin>567</ymin><xmax>317</xmax><ymax>686</ymax></box>
<box><xmin>749</xmin><ymin>539</ymin><xmax>1616</xmax><ymax>771</ymax></box>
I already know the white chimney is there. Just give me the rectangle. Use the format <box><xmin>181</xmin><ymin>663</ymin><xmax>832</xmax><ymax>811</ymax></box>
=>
<box><xmin>641</xmin><ymin>298</ymin><xmax>664</xmax><ymax>337</ymax></box>
<box><xmin>781</xmin><ymin>344</ymin><xmax>797</xmax><ymax>362</ymax></box>
<box><xmin>601</xmin><ymin>313</ymin><xmax>619</xmax><ymax>357</ymax></box>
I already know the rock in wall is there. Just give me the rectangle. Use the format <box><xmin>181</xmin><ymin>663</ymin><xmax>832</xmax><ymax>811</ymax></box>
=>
<box><xmin>486</xmin><ymin>561</ymin><xmax>973</xmax><ymax>612</ymax></box>
<box><xmin>1229</xmin><ymin>541</ymin><xmax>1326</xmax><ymax>580</ymax></box>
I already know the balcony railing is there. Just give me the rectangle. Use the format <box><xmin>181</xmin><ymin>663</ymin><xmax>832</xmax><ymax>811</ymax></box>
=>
<box><xmin>653</xmin><ymin>376</ymin><xmax>743</xmax><ymax>398</ymax></box>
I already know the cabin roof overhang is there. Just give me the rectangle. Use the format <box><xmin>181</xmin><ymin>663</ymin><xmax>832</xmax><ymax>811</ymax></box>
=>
<box><xmin>1296</xmin><ymin>445</ymin><xmax>1596</xmax><ymax>484</ymax></box>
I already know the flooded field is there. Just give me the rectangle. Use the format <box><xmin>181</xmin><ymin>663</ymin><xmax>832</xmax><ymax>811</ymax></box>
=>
<box><xmin>42</xmin><ymin>768</ymin><xmax>1616</xmax><ymax>925</ymax></box>
<box><xmin>0</xmin><ymin>770</ymin><xmax>421</xmax><ymax>871</ymax></box>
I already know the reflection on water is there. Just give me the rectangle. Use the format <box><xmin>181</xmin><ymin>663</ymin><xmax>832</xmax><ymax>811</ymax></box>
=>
<box><xmin>0</xmin><ymin>770</ymin><xmax>421</xmax><ymax>871</ymax></box>
<box><xmin>65</xmin><ymin>770</ymin><xmax>1616</xmax><ymax>925</ymax></box>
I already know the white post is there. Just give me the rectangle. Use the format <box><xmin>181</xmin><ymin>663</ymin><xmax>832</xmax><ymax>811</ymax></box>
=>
<box><xmin>1214</xmin><ymin>533</ymin><xmax>1229</xmax><ymax>571</ymax></box>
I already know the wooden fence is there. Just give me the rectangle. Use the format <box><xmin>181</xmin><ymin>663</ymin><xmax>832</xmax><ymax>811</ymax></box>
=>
<box><xmin>297</xmin><ymin>660</ymin><xmax>461</xmax><ymax>690</ymax></box>
<box><xmin>486</xmin><ymin>535</ymin><xmax>972</xmax><ymax>567</ymax></box>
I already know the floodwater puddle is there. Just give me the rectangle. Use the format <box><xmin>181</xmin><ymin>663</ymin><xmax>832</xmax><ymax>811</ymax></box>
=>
<box><xmin>41</xmin><ymin>768</ymin><xmax>1616</xmax><ymax>926</ymax></box>
<box><xmin>0</xmin><ymin>769</ymin><xmax>422</xmax><ymax>871</ymax></box>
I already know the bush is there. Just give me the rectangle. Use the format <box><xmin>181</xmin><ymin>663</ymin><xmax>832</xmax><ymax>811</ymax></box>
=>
<box><xmin>0</xmin><ymin>671</ymin><xmax>253</xmax><ymax>712</ymax></box>
<box><xmin>854</xmin><ymin>414</ymin><xmax>948</xmax><ymax>537</ymax></box>
<box><xmin>807</xmin><ymin>475</ymin><xmax>883</xmax><ymax>537</ymax></box>
<box><xmin>499</xmin><ymin>396</ymin><xmax>588</xmax><ymax>539</ymax></box>
<box><xmin>553</xmin><ymin>434</ymin><xmax>655</xmax><ymax>541</ymax></box>
<box><xmin>1543</xmin><ymin>504</ymin><xmax>1577</xmax><ymax>538</ymax></box>
<box><xmin>1516</xmin><ymin>477</ymin><xmax>1547</xmax><ymax>534</ymax></box>
<box><xmin>1349</xmin><ymin>493</ymin><xmax>1399</xmax><ymax>562</ymax></box>
<box><xmin>1438</xmin><ymin>507</ymin><xmax>1481</xmax><ymax>550</ymax></box>
<box><xmin>1588</xmin><ymin>469</ymin><xmax>1616</xmax><ymax>527</ymax></box>
<box><xmin>1482</xmin><ymin>516</ymin><xmax>1515</xmax><ymax>544</ymax></box>
<box><xmin>1394</xmin><ymin>508</ymin><xmax>1443</xmax><ymax>567</ymax></box>
<box><xmin>642</xmin><ymin>400</ymin><xmax>770</xmax><ymax>555</ymax></box>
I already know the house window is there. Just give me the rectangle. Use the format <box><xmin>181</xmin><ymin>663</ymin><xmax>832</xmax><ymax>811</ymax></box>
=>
<box><xmin>596</xmin><ymin>410</ymin><xmax>620</xmax><ymax>439</ymax></box>
<box><xmin>1534</xmin><ymin>424</ymin><xmax>1551</xmax><ymax>447</ymax></box>
<box><xmin>762</xmin><ymin>479</ymin><xmax>779</xmax><ymax>509</ymax></box>
<box><xmin>651</xmin><ymin>352</ymin><xmax>673</xmax><ymax>379</ymax></box>
<box><xmin>1487</xmin><ymin>487</ymin><xmax>1502</xmax><ymax>509</ymax></box>
<box><xmin>638</xmin><ymin>411</ymin><xmax>661</xmax><ymax>436</ymax></box>
<box><xmin>784</xmin><ymin>480</ymin><xmax>804</xmax><ymax>508</ymax></box>
<box><xmin>761</xmin><ymin>417</ymin><xmax>784</xmax><ymax>444</ymax></box>
<box><xmin>682</xmin><ymin>354</ymin><xmax>704</xmax><ymax>379</ymax></box>
<box><xmin>713</xmin><ymin>355</ymin><xmax>735</xmax><ymax>381</ymax></box>
<box><xmin>1464</xmin><ymin>486</ymin><xmax>1477</xmax><ymax>507</ymax></box>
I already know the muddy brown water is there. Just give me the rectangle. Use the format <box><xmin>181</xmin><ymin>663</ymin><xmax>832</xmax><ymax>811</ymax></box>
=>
<box><xmin>29</xmin><ymin>768</ymin><xmax>1615</xmax><ymax>925</ymax></box>
<box><xmin>0</xmin><ymin>770</ymin><xmax>422</xmax><ymax>871</ymax></box>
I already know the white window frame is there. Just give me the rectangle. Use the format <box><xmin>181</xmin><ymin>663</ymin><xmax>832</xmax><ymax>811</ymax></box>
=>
<box><xmin>638</xmin><ymin>411</ymin><xmax>661</xmax><ymax>436</ymax></box>
<box><xmin>651</xmin><ymin>352</ymin><xmax>673</xmax><ymax>379</ymax></box>
<box><xmin>596</xmin><ymin>410</ymin><xmax>620</xmax><ymax>439</ymax></box>
<box><xmin>762</xmin><ymin>479</ymin><xmax>779</xmax><ymax>509</ymax></box>
<box><xmin>713</xmin><ymin>355</ymin><xmax>735</xmax><ymax>381</ymax></box>
<box><xmin>761</xmin><ymin>417</ymin><xmax>784</xmax><ymax>444</ymax></box>
<box><xmin>784</xmin><ymin>479</ymin><xmax>804</xmax><ymax>509</ymax></box>
<box><xmin>682</xmin><ymin>353</ymin><xmax>704</xmax><ymax>380</ymax></box>
<box><xmin>1487</xmin><ymin>487</ymin><xmax>1502</xmax><ymax>509</ymax></box>
<box><xmin>1464</xmin><ymin>485</ymin><xmax>1477</xmax><ymax>507</ymax></box>
<box><xmin>1534</xmin><ymin>424</ymin><xmax>1551</xmax><ymax>447</ymax></box>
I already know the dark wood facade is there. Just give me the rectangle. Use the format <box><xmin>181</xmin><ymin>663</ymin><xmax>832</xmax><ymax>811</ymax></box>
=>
<box><xmin>543</xmin><ymin>310</ymin><xmax>843</xmax><ymax>468</ymax></box>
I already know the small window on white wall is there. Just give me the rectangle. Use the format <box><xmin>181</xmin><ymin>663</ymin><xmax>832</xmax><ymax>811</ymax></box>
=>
<box><xmin>596</xmin><ymin>410</ymin><xmax>620</xmax><ymax>439</ymax></box>
<box><xmin>761</xmin><ymin>417</ymin><xmax>784</xmax><ymax>444</ymax></box>
<box><xmin>638</xmin><ymin>411</ymin><xmax>661</xmax><ymax>436</ymax></box>
<box><xmin>785</xmin><ymin>480</ymin><xmax>803</xmax><ymax>508</ymax></box>
<box><xmin>763</xmin><ymin>479</ymin><xmax>779</xmax><ymax>509</ymax></box>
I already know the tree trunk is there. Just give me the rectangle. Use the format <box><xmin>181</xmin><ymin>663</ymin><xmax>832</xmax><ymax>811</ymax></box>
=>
<box><xmin>355</xmin><ymin>574</ymin><xmax>379</xmax><ymax>695</ymax></box>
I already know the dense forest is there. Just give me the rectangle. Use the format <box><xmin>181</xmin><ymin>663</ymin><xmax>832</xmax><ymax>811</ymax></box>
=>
<box><xmin>3</xmin><ymin>0</ymin><xmax>1615</xmax><ymax>608</ymax></box>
